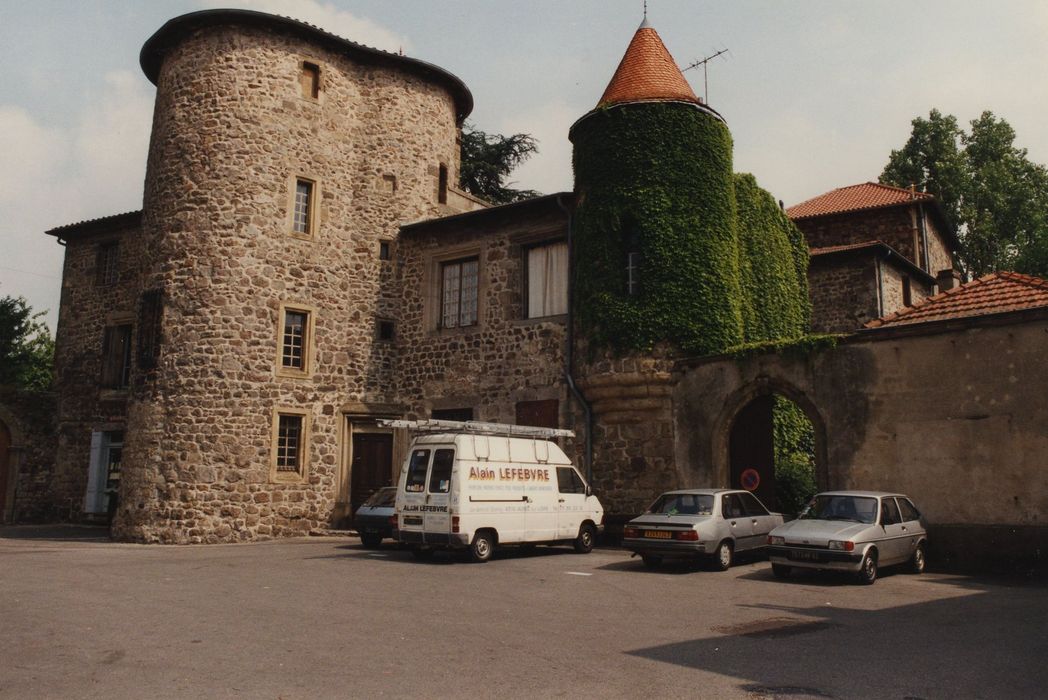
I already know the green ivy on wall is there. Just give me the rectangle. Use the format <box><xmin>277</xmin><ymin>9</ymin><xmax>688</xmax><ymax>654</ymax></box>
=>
<box><xmin>571</xmin><ymin>103</ymin><xmax>743</xmax><ymax>355</ymax></box>
<box><xmin>570</xmin><ymin>103</ymin><xmax>812</xmax><ymax>356</ymax></box>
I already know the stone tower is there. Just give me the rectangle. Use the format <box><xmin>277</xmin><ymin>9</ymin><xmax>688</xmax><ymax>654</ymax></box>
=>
<box><xmin>114</xmin><ymin>10</ymin><xmax>473</xmax><ymax>542</ymax></box>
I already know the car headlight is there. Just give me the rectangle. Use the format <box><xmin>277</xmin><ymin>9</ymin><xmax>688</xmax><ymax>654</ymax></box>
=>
<box><xmin>828</xmin><ymin>540</ymin><xmax>855</xmax><ymax>551</ymax></box>
<box><xmin>768</xmin><ymin>535</ymin><xmax>785</xmax><ymax>545</ymax></box>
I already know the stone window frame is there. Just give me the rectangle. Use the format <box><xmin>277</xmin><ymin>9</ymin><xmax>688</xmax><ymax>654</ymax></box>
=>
<box><xmin>287</xmin><ymin>174</ymin><xmax>321</xmax><ymax>240</ymax></box>
<box><xmin>270</xmin><ymin>406</ymin><xmax>311</xmax><ymax>483</ymax></box>
<box><xmin>424</xmin><ymin>243</ymin><xmax>485</xmax><ymax>334</ymax></box>
<box><xmin>298</xmin><ymin>59</ymin><xmax>322</xmax><ymax>102</ymax></box>
<box><xmin>275</xmin><ymin>302</ymin><xmax>317</xmax><ymax>379</ymax></box>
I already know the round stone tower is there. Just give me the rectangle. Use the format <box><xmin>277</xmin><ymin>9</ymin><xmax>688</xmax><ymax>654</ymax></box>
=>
<box><xmin>568</xmin><ymin>19</ymin><xmax>743</xmax><ymax>518</ymax></box>
<box><xmin>115</xmin><ymin>10</ymin><xmax>472</xmax><ymax>542</ymax></box>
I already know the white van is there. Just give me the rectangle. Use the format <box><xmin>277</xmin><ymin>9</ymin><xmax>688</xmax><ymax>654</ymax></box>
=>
<box><xmin>381</xmin><ymin>420</ymin><xmax>604</xmax><ymax>562</ymax></box>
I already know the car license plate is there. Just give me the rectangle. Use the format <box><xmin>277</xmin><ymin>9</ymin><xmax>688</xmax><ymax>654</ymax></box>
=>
<box><xmin>790</xmin><ymin>550</ymin><xmax>820</xmax><ymax>561</ymax></box>
<box><xmin>643</xmin><ymin>530</ymin><xmax>672</xmax><ymax>539</ymax></box>
<box><xmin>403</xmin><ymin>516</ymin><xmax>423</xmax><ymax>526</ymax></box>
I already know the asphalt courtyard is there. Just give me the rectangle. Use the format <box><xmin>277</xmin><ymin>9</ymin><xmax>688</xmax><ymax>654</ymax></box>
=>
<box><xmin>1</xmin><ymin>526</ymin><xmax>1045</xmax><ymax>700</ymax></box>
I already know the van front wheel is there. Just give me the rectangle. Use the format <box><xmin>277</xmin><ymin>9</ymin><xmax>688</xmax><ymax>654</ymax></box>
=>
<box><xmin>470</xmin><ymin>531</ymin><xmax>495</xmax><ymax>563</ymax></box>
<box><xmin>574</xmin><ymin>524</ymin><xmax>596</xmax><ymax>554</ymax></box>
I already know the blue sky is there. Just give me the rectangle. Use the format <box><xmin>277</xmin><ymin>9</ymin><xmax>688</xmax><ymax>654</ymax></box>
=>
<box><xmin>4</xmin><ymin>0</ymin><xmax>1048</xmax><ymax>330</ymax></box>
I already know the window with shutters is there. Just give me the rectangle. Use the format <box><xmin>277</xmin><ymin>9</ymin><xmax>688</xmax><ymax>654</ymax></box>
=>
<box><xmin>300</xmin><ymin>61</ymin><xmax>320</xmax><ymax>99</ymax></box>
<box><xmin>100</xmin><ymin>324</ymin><xmax>132</xmax><ymax>389</ymax></box>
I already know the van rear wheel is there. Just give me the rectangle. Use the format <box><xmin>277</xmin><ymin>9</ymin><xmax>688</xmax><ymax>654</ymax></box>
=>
<box><xmin>470</xmin><ymin>531</ymin><xmax>495</xmax><ymax>563</ymax></box>
<box><xmin>574</xmin><ymin>524</ymin><xmax>596</xmax><ymax>554</ymax></box>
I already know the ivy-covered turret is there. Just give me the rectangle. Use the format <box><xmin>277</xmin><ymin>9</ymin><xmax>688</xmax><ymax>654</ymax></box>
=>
<box><xmin>570</xmin><ymin>18</ymin><xmax>743</xmax><ymax>355</ymax></box>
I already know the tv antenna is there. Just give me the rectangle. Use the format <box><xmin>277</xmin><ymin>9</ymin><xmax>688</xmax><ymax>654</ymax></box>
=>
<box><xmin>683</xmin><ymin>48</ymin><xmax>729</xmax><ymax>104</ymax></box>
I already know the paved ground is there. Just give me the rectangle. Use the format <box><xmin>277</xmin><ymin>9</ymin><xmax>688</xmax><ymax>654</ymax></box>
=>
<box><xmin>1</xmin><ymin>526</ymin><xmax>1045</xmax><ymax>700</ymax></box>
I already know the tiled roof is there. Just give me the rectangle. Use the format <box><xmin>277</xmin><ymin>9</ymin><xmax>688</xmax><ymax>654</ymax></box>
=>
<box><xmin>45</xmin><ymin>211</ymin><xmax>143</xmax><ymax>238</ymax></box>
<box><xmin>597</xmin><ymin>23</ymin><xmax>699</xmax><ymax>108</ymax></box>
<box><xmin>809</xmin><ymin>241</ymin><xmax>885</xmax><ymax>256</ymax></box>
<box><xmin>787</xmin><ymin>182</ymin><xmax>933</xmax><ymax>220</ymax></box>
<box><xmin>866</xmin><ymin>272</ymin><xmax>1048</xmax><ymax>328</ymax></box>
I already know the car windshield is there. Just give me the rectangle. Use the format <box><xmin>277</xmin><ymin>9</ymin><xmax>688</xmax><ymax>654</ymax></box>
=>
<box><xmin>799</xmin><ymin>495</ymin><xmax>878</xmax><ymax>524</ymax></box>
<box><xmin>646</xmin><ymin>493</ymin><xmax>713</xmax><ymax>516</ymax></box>
<box><xmin>363</xmin><ymin>488</ymin><xmax>396</xmax><ymax>508</ymax></box>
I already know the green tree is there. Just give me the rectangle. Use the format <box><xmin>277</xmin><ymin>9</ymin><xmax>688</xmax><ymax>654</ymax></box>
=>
<box><xmin>0</xmin><ymin>296</ymin><xmax>55</xmax><ymax>392</ymax></box>
<box><xmin>881</xmin><ymin>109</ymin><xmax>1048</xmax><ymax>278</ymax></box>
<box><xmin>458</xmin><ymin>122</ymin><xmax>540</xmax><ymax>205</ymax></box>
<box><xmin>772</xmin><ymin>395</ymin><xmax>816</xmax><ymax>516</ymax></box>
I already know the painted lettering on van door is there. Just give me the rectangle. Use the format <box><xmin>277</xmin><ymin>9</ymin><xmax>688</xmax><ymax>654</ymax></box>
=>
<box><xmin>401</xmin><ymin>504</ymin><xmax>449</xmax><ymax>513</ymax></box>
<box><xmin>468</xmin><ymin>466</ymin><xmax>550</xmax><ymax>482</ymax></box>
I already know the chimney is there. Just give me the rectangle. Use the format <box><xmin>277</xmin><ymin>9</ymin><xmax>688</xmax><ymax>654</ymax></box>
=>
<box><xmin>937</xmin><ymin>268</ymin><xmax>962</xmax><ymax>292</ymax></box>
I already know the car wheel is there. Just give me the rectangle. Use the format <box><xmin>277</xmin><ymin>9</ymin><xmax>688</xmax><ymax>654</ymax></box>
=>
<box><xmin>411</xmin><ymin>547</ymin><xmax>433</xmax><ymax>561</ymax></box>
<box><xmin>713</xmin><ymin>541</ymin><xmax>733</xmax><ymax>571</ymax></box>
<box><xmin>857</xmin><ymin>549</ymin><xmax>878</xmax><ymax>585</ymax></box>
<box><xmin>360</xmin><ymin>533</ymin><xmax>382</xmax><ymax>549</ymax></box>
<box><xmin>640</xmin><ymin>553</ymin><xmax>662</xmax><ymax>569</ymax></box>
<box><xmin>772</xmin><ymin>563</ymin><xmax>792</xmax><ymax>579</ymax></box>
<box><xmin>573</xmin><ymin>524</ymin><xmax>596</xmax><ymax>554</ymax></box>
<box><xmin>909</xmin><ymin>542</ymin><xmax>926</xmax><ymax>574</ymax></box>
<box><xmin>470</xmin><ymin>531</ymin><xmax>495</xmax><ymax>563</ymax></box>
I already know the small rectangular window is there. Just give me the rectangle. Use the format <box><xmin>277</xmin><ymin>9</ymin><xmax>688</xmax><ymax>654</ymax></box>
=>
<box><xmin>96</xmin><ymin>242</ymin><xmax>120</xmax><ymax>286</ymax></box>
<box><xmin>441</xmin><ymin>257</ymin><xmax>479</xmax><ymax>328</ymax></box>
<box><xmin>626</xmin><ymin>251</ymin><xmax>642</xmax><ymax>296</ymax></box>
<box><xmin>432</xmin><ymin>407</ymin><xmax>473</xmax><ymax>422</ymax></box>
<box><xmin>438</xmin><ymin>164</ymin><xmax>449</xmax><ymax>204</ymax></box>
<box><xmin>525</xmin><ymin>241</ymin><xmax>568</xmax><ymax>318</ymax></box>
<box><xmin>281</xmin><ymin>309</ymin><xmax>308</xmax><ymax>370</ymax></box>
<box><xmin>275</xmin><ymin>414</ymin><xmax>303</xmax><ymax>473</ymax></box>
<box><xmin>379</xmin><ymin>241</ymin><xmax>391</xmax><ymax>260</ymax></box>
<box><xmin>300</xmin><ymin>61</ymin><xmax>320</xmax><ymax>99</ymax></box>
<box><xmin>293</xmin><ymin>179</ymin><xmax>314</xmax><ymax>235</ymax></box>
<box><xmin>377</xmin><ymin>318</ymin><xmax>395</xmax><ymax>342</ymax></box>
<box><xmin>101</xmin><ymin>324</ymin><xmax>132</xmax><ymax>389</ymax></box>
<box><xmin>428</xmin><ymin>449</ymin><xmax>455</xmax><ymax>494</ymax></box>
<box><xmin>902</xmin><ymin>276</ymin><xmax>913</xmax><ymax>307</ymax></box>
<box><xmin>405</xmin><ymin>449</ymin><xmax>431</xmax><ymax>492</ymax></box>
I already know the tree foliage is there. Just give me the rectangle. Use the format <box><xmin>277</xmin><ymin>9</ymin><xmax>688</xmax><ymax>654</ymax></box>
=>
<box><xmin>772</xmin><ymin>395</ymin><xmax>817</xmax><ymax>515</ymax></box>
<box><xmin>0</xmin><ymin>296</ymin><xmax>54</xmax><ymax>392</ymax></box>
<box><xmin>458</xmin><ymin>122</ymin><xmax>540</xmax><ymax>205</ymax></box>
<box><xmin>881</xmin><ymin>109</ymin><xmax>1048</xmax><ymax>278</ymax></box>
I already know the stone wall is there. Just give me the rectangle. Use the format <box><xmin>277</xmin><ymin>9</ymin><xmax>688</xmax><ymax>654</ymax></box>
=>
<box><xmin>807</xmin><ymin>255</ymin><xmax>879</xmax><ymax>333</ymax></box>
<box><xmin>879</xmin><ymin>260</ymin><xmax>933</xmax><ymax>317</ymax></box>
<box><xmin>113</xmin><ymin>19</ymin><xmax>467</xmax><ymax>542</ymax></box>
<box><xmin>674</xmin><ymin>310</ymin><xmax>1048</xmax><ymax>570</ymax></box>
<box><xmin>0</xmin><ymin>389</ymin><xmax>57</xmax><ymax>522</ymax></box>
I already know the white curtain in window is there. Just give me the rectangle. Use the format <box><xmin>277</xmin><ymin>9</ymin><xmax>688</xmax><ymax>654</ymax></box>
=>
<box><xmin>527</xmin><ymin>242</ymin><xmax>568</xmax><ymax>318</ymax></box>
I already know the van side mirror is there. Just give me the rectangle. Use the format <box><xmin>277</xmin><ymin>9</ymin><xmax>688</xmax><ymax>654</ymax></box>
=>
<box><xmin>586</xmin><ymin>485</ymin><xmax>593</xmax><ymax>497</ymax></box>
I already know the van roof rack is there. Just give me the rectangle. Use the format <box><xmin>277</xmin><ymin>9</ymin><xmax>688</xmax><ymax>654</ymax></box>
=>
<box><xmin>378</xmin><ymin>419</ymin><xmax>574</xmax><ymax>439</ymax></box>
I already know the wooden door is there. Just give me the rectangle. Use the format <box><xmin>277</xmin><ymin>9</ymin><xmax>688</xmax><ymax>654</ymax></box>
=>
<box><xmin>350</xmin><ymin>432</ymin><xmax>393</xmax><ymax>515</ymax></box>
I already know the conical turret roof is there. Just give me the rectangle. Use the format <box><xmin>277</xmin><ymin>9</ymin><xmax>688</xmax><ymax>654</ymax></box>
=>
<box><xmin>597</xmin><ymin>20</ymin><xmax>699</xmax><ymax>108</ymax></box>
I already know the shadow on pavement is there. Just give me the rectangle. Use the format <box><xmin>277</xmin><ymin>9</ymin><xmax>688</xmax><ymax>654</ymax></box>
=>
<box><xmin>0</xmin><ymin>524</ymin><xmax>111</xmax><ymax>542</ymax></box>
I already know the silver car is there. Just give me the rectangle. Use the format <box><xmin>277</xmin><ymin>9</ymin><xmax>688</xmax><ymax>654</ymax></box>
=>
<box><xmin>767</xmin><ymin>491</ymin><xmax>928</xmax><ymax>584</ymax></box>
<box><xmin>622</xmin><ymin>489</ymin><xmax>784</xmax><ymax>570</ymax></box>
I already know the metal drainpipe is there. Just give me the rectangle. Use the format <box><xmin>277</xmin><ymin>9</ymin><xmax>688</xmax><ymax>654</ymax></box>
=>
<box><xmin>917</xmin><ymin>203</ymin><xmax>931</xmax><ymax>274</ymax></box>
<box><xmin>875</xmin><ymin>256</ymin><xmax>884</xmax><ymax>318</ymax></box>
<box><xmin>555</xmin><ymin>194</ymin><xmax>594</xmax><ymax>484</ymax></box>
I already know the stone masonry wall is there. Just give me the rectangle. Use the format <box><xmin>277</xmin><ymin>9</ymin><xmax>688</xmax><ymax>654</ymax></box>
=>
<box><xmin>807</xmin><ymin>256</ymin><xmax>879</xmax><ymax>333</ymax></box>
<box><xmin>0</xmin><ymin>388</ymin><xmax>57</xmax><ymax>523</ymax></box>
<box><xmin>51</xmin><ymin>219</ymin><xmax>144</xmax><ymax>521</ymax></box>
<box><xmin>114</xmin><ymin>21</ymin><xmax>464</xmax><ymax>542</ymax></box>
<box><xmin>798</xmin><ymin>206</ymin><xmax>920</xmax><ymax>268</ymax></box>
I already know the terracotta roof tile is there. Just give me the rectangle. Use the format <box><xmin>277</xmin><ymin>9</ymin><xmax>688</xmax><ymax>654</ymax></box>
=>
<box><xmin>787</xmin><ymin>182</ymin><xmax>933</xmax><ymax>220</ymax></box>
<box><xmin>598</xmin><ymin>25</ymin><xmax>699</xmax><ymax>108</ymax></box>
<box><xmin>865</xmin><ymin>272</ymin><xmax>1048</xmax><ymax>328</ymax></box>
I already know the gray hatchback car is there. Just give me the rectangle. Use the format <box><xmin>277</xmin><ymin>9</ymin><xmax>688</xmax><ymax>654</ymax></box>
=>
<box><xmin>767</xmin><ymin>490</ymin><xmax>928</xmax><ymax>584</ymax></box>
<box><xmin>622</xmin><ymin>489</ymin><xmax>784</xmax><ymax>570</ymax></box>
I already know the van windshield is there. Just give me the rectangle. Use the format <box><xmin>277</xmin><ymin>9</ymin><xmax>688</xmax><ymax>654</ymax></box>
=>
<box><xmin>647</xmin><ymin>493</ymin><xmax>713</xmax><ymax>516</ymax></box>
<box><xmin>405</xmin><ymin>450</ymin><xmax>430</xmax><ymax>492</ymax></box>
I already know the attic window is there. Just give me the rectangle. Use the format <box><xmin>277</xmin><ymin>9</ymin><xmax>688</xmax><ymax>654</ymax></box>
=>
<box><xmin>300</xmin><ymin>62</ymin><xmax>320</xmax><ymax>99</ymax></box>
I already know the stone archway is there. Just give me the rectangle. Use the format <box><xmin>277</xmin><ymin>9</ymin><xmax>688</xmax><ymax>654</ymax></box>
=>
<box><xmin>712</xmin><ymin>376</ymin><xmax>830</xmax><ymax>505</ymax></box>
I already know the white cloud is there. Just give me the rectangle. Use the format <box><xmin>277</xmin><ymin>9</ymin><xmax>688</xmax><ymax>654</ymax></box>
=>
<box><xmin>0</xmin><ymin>71</ymin><xmax>154</xmax><ymax>329</ymax></box>
<box><xmin>194</xmin><ymin>0</ymin><xmax>410</xmax><ymax>53</ymax></box>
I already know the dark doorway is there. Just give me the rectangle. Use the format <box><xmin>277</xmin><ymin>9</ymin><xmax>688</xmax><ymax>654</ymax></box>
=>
<box><xmin>432</xmin><ymin>407</ymin><xmax>473</xmax><ymax>422</ymax></box>
<box><xmin>0</xmin><ymin>419</ymin><xmax>10</xmax><ymax>521</ymax></box>
<box><xmin>729</xmin><ymin>393</ymin><xmax>818</xmax><ymax>516</ymax></box>
<box><xmin>729</xmin><ymin>395</ymin><xmax>776</xmax><ymax>510</ymax></box>
<box><xmin>351</xmin><ymin>432</ymin><xmax>393</xmax><ymax>515</ymax></box>
<box><xmin>516</xmin><ymin>399</ymin><xmax>559</xmax><ymax>429</ymax></box>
